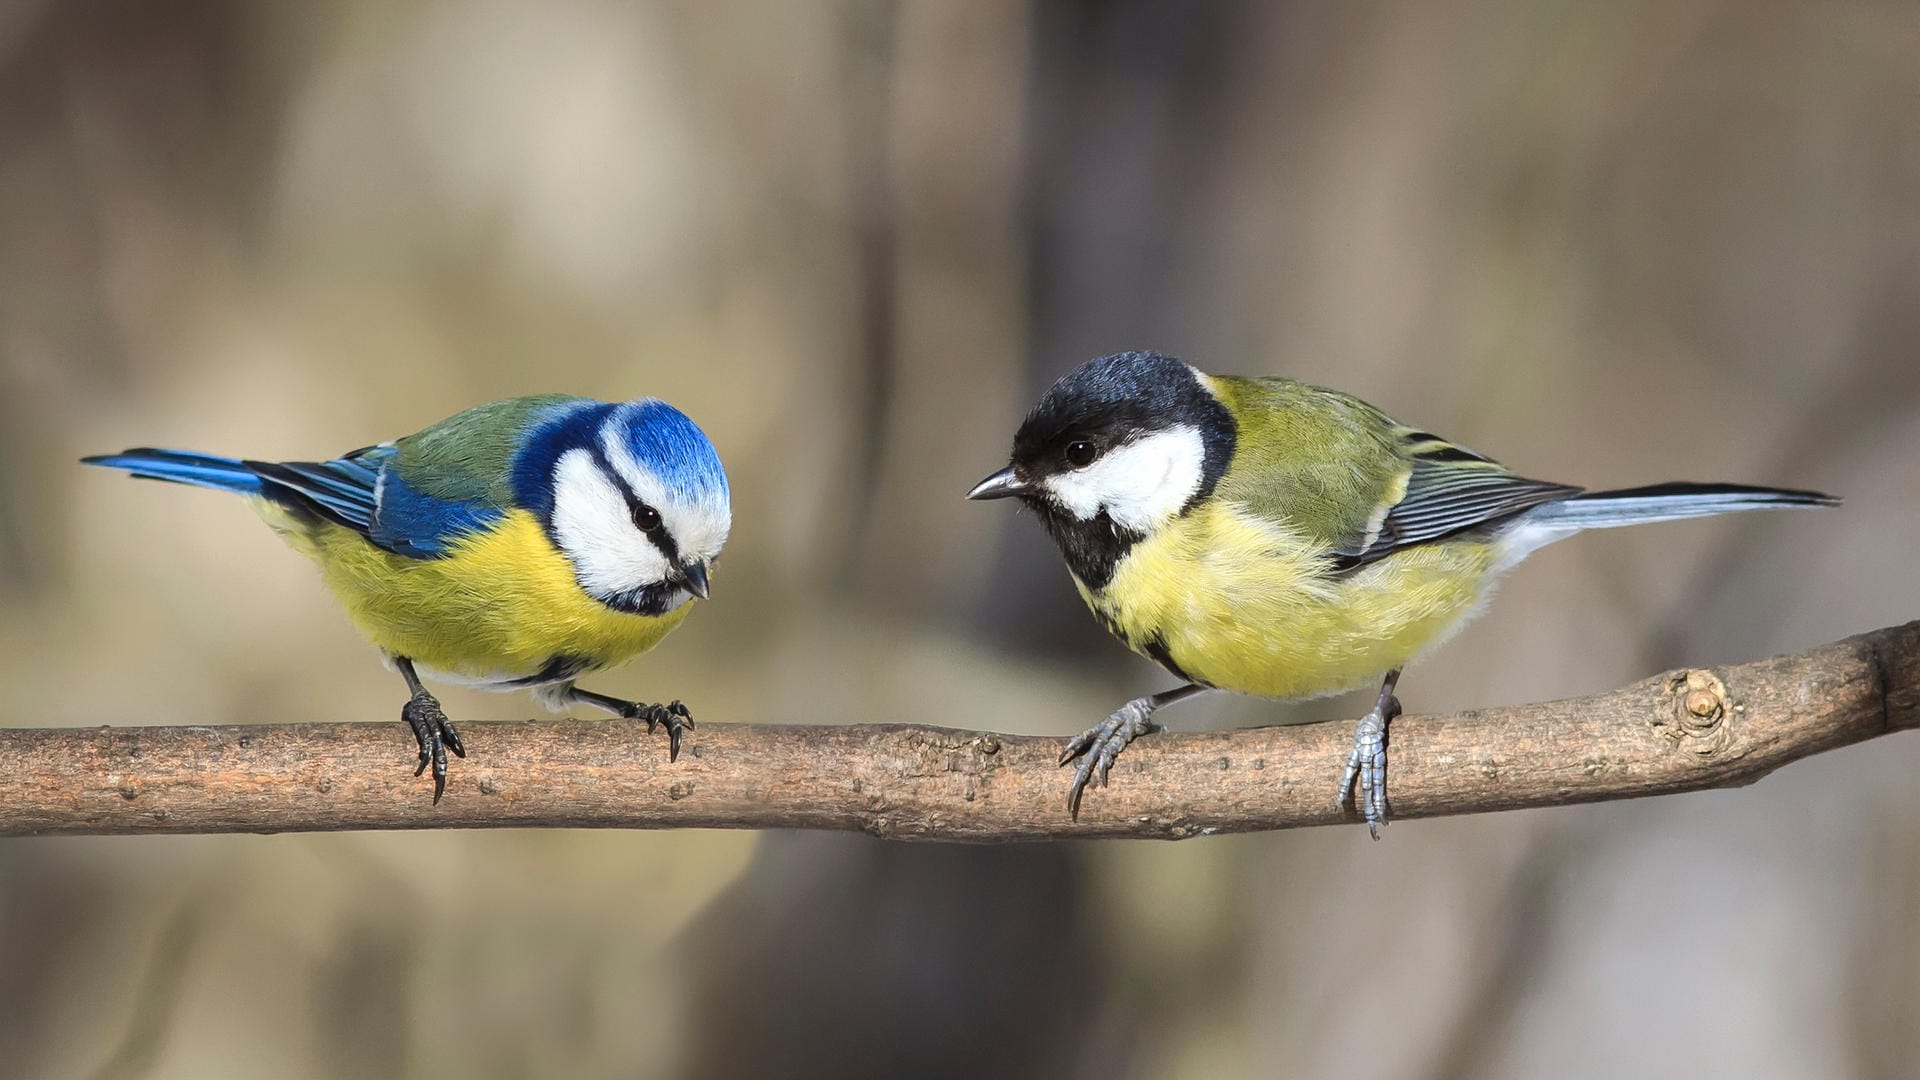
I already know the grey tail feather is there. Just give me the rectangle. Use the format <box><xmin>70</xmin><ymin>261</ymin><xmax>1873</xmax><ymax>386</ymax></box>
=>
<box><xmin>1527</xmin><ymin>482</ymin><xmax>1839</xmax><ymax>530</ymax></box>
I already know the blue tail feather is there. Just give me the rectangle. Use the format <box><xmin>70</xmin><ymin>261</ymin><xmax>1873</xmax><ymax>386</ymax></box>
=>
<box><xmin>81</xmin><ymin>448</ymin><xmax>265</xmax><ymax>496</ymax></box>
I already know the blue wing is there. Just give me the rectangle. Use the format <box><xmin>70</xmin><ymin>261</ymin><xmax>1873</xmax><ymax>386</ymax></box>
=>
<box><xmin>248</xmin><ymin>445</ymin><xmax>504</xmax><ymax>559</ymax></box>
<box><xmin>244</xmin><ymin>450</ymin><xmax>383</xmax><ymax>531</ymax></box>
<box><xmin>88</xmin><ymin>445</ymin><xmax>503</xmax><ymax>560</ymax></box>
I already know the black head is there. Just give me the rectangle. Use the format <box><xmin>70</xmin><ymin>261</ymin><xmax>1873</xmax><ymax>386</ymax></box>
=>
<box><xmin>968</xmin><ymin>351</ymin><xmax>1235</xmax><ymax>589</ymax></box>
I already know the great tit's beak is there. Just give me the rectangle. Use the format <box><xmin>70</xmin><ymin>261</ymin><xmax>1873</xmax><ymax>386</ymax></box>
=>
<box><xmin>679</xmin><ymin>560</ymin><xmax>711</xmax><ymax>600</ymax></box>
<box><xmin>967</xmin><ymin>466</ymin><xmax>1029</xmax><ymax>501</ymax></box>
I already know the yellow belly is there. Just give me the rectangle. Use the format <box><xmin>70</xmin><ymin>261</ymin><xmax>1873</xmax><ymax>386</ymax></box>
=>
<box><xmin>258</xmin><ymin>503</ymin><xmax>690</xmax><ymax>684</ymax></box>
<box><xmin>1080</xmin><ymin>501</ymin><xmax>1495</xmax><ymax>698</ymax></box>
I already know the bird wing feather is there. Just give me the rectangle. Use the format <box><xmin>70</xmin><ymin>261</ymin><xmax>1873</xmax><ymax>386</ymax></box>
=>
<box><xmin>244</xmin><ymin>394</ymin><xmax>586</xmax><ymax>560</ymax></box>
<box><xmin>1209</xmin><ymin>377</ymin><xmax>1579</xmax><ymax>570</ymax></box>
<box><xmin>246</xmin><ymin>444</ymin><xmax>505</xmax><ymax>560</ymax></box>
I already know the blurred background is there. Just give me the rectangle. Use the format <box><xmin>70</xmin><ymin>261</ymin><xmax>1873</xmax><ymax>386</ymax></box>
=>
<box><xmin>1</xmin><ymin>1</ymin><xmax>1916</xmax><ymax>1077</ymax></box>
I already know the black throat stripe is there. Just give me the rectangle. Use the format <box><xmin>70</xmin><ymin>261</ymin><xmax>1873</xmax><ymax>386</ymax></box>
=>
<box><xmin>1037</xmin><ymin>508</ymin><xmax>1143</xmax><ymax>592</ymax></box>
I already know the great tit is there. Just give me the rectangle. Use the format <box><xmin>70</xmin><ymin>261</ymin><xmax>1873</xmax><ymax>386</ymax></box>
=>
<box><xmin>970</xmin><ymin>351</ymin><xmax>1835</xmax><ymax>835</ymax></box>
<box><xmin>85</xmin><ymin>394</ymin><xmax>729</xmax><ymax>800</ymax></box>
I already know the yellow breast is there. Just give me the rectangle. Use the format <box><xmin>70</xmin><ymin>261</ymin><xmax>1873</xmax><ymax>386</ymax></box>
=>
<box><xmin>1080</xmin><ymin>500</ymin><xmax>1495</xmax><ymax>698</ymax></box>
<box><xmin>258</xmin><ymin>504</ymin><xmax>690</xmax><ymax>684</ymax></box>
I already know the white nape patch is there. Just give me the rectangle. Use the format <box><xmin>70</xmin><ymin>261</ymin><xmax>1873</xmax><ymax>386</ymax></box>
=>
<box><xmin>550</xmin><ymin>448</ymin><xmax>673</xmax><ymax>598</ymax></box>
<box><xmin>1041</xmin><ymin>425</ymin><xmax>1206</xmax><ymax>532</ymax></box>
<box><xmin>598</xmin><ymin>420</ymin><xmax>731</xmax><ymax>561</ymax></box>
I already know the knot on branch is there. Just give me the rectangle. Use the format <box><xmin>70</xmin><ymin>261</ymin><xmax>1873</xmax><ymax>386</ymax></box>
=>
<box><xmin>1656</xmin><ymin>668</ymin><xmax>1735</xmax><ymax>757</ymax></box>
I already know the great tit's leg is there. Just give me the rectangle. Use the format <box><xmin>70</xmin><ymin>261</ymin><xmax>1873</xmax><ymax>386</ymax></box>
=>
<box><xmin>567</xmin><ymin>687</ymin><xmax>695</xmax><ymax>763</ymax></box>
<box><xmin>1059</xmin><ymin>683</ymin><xmax>1210</xmax><ymax>820</ymax></box>
<box><xmin>1337</xmin><ymin>668</ymin><xmax>1403</xmax><ymax>839</ymax></box>
<box><xmin>395</xmin><ymin>657</ymin><xmax>465</xmax><ymax>804</ymax></box>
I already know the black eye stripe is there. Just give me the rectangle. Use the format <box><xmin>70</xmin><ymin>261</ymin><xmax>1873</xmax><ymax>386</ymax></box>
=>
<box><xmin>587</xmin><ymin>442</ymin><xmax>680</xmax><ymax>563</ymax></box>
<box><xmin>650</xmin><ymin>524</ymin><xmax>681</xmax><ymax>564</ymax></box>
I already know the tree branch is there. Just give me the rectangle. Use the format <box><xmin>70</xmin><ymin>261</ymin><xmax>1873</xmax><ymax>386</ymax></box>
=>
<box><xmin>4</xmin><ymin>622</ymin><xmax>1915</xmax><ymax>840</ymax></box>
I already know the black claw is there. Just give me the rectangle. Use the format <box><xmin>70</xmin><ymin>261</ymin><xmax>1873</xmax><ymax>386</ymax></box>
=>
<box><xmin>618</xmin><ymin>700</ymin><xmax>695</xmax><ymax>762</ymax></box>
<box><xmin>1066</xmin><ymin>765</ymin><xmax>1092</xmax><ymax>820</ymax></box>
<box><xmin>1062</xmin><ymin>735</ymin><xmax>1097</xmax><ymax>818</ymax></box>
<box><xmin>400</xmin><ymin>689</ymin><xmax>461</xmax><ymax>804</ymax></box>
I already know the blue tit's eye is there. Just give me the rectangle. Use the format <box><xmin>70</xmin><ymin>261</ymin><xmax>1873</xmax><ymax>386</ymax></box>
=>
<box><xmin>631</xmin><ymin>503</ymin><xmax>663</xmax><ymax>533</ymax></box>
<box><xmin>1065</xmin><ymin>440</ymin><xmax>1100</xmax><ymax>468</ymax></box>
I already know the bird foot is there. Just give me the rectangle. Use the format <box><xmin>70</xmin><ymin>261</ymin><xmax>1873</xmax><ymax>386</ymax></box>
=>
<box><xmin>401</xmin><ymin>689</ymin><xmax>465</xmax><ymax>803</ymax></box>
<box><xmin>1059</xmin><ymin>697</ymin><xmax>1160</xmax><ymax>820</ymax></box>
<box><xmin>620</xmin><ymin>699</ymin><xmax>694</xmax><ymax>762</ymax></box>
<box><xmin>1336</xmin><ymin>695</ymin><xmax>1400</xmax><ymax>839</ymax></box>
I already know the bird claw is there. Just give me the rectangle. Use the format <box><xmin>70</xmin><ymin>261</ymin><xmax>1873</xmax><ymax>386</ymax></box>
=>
<box><xmin>1059</xmin><ymin>698</ymin><xmax>1159</xmax><ymax>820</ymax></box>
<box><xmin>622</xmin><ymin>700</ymin><xmax>694</xmax><ymax>762</ymax></box>
<box><xmin>401</xmin><ymin>689</ymin><xmax>465</xmax><ymax>803</ymax></box>
<box><xmin>1336</xmin><ymin>697</ymin><xmax>1399</xmax><ymax>839</ymax></box>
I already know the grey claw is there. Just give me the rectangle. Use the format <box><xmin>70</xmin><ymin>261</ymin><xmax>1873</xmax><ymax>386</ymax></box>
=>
<box><xmin>1338</xmin><ymin>707</ymin><xmax>1390</xmax><ymax>836</ymax></box>
<box><xmin>1060</xmin><ymin>699</ymin><xmax>1158</xmax><ymax>820</ymax></box>
<box><xmin>1058</xmin><ymin>728</ymin><xmax>1096</xmax><ymax>767</ymax></box>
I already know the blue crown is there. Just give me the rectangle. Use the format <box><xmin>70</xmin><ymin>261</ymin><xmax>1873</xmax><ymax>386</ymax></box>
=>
<box><xmin>512</xmin><ymin>397</ymin><xmax>728</xmax><ymax>520</ymax></box>
<box><xmin>611</xmin><ymin>399</ymin><xmax>729</xmax><ymax>508</ymax></box>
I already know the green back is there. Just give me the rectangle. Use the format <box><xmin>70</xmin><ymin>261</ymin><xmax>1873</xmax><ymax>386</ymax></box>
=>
<box><xmin>1207</xmin><ymin>377</ymin><xmax>1407</xmax><ymax>549</ymax></box>
<box><xmin>1205</xmin><ymin>376</ymin><xmax>1576</xmax><ymax>563</ymax></box>
<box><xmin>390</xmin><ymin>394</ymin><xmax>589</xmax><ymax>506</ymax></box>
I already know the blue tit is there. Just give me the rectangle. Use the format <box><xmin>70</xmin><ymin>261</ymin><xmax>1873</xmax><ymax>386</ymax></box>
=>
<box><xmin>84</xmin><ymin>394</ymin><xmax>729</xmax><ymax>800</ymax></box>
<box><xmin>969</xmin><ymin>352</ymin><xmax>1836</xmax><ymax>834</ymax></box>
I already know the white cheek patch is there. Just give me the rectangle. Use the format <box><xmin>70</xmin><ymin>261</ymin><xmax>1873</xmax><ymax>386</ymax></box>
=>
<box><xmin>1041</xmin><ymin>425</ymin><xmax>1206</xmax><ymax>532</ymax></box>
<box><xmin>670</xmin><ymin>507</ymin><xmax>731</xmax><ymax>563</ymax></box>
<box><xmin>549</xmin><ymin>449</ymin><xmax>671</xmax><ymax>596</ymax></box>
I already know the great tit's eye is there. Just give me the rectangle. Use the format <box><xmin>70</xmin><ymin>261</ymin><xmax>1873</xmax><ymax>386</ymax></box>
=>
<box><xmin>631</xmin><ymin>504</ymin><xmax>663</xmax><ymax>533</ymax></box>
<box><xmin>1065</xmin><ymin>440</ymin><xmax>1099</xmax><ymax>468</ymax></box>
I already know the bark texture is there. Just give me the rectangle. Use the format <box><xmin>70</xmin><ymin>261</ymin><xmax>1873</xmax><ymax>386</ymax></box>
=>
<box><xmin>3</xmin><ymin>622</ymin><xmax>1913</xmax><ymax>840</ymax></box>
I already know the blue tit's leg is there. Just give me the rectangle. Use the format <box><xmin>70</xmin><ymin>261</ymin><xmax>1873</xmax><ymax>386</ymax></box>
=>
<box><xmin>1337</xmin><ymin>668</ymin><xmax>1402</xmax><ymax>839</ymax></box>
<box><xmin>395</xmin><ymin>657</ymin><xmax>465</xmax><ymax>804</ymax></box>
<box><xmin>1059</xmin><ymin>683</ymin><xmax>1210</xmax><ymax>819</ymax></box>
<box><xmin>566</xmin><ymin>687</ymin><xmax>695</xmax><ymax>763</ymax></box>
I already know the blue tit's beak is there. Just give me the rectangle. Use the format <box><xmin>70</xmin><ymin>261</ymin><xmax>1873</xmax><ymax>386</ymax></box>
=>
<box><xmin>967</xmin><ymin>466</ymin><xmax>1029</xmax><ymax>501</ymax></box>
<box><xmin>679</xmin><ymin>560</ymin><xmax>711</xmax><ymax>600</ymax></box>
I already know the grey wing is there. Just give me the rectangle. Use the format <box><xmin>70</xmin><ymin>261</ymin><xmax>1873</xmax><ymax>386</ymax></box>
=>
<box><xmin>1327</xmin><ymin>455</ymin><xmax>1581</xmax><ymax>572</ymax></box>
